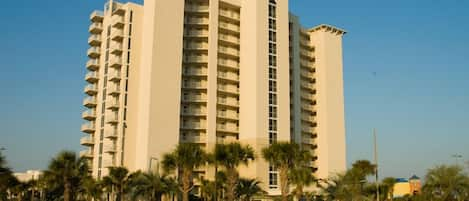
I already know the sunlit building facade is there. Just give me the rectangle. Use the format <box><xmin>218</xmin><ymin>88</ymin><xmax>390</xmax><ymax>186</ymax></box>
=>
<box><xmin>80</xmin><ymin>0</ymin><xmax>346</xmax><ymax>195</ymax></box>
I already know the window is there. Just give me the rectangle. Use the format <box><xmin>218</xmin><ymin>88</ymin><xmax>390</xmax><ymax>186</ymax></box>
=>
<box><xmin>269</xmin><ymin>68</ymin><xmax>277</xmax><ymax>79</ymax></box>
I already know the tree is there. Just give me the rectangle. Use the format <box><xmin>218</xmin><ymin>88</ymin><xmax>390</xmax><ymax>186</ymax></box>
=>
<box><xmin>212</xmin><ymin>142</ymin><xmax>255</xmax><ymax>201</ymax></box>
<box><xmin>422</xmin><ymin>165</ymin><xmax>469</xmax><ymax>201</ymax></box>
<box><xmin>0</xmin><ymin>152</ymin><xmax>14</xmax><ymax>200</ymax></box>
<box><xmin>199</xmin><ymin>179</ymin><xmax>216</xmax><ymax>201</ymax></box>
<box><xmin>102</xmin><ymin>167</ymin><xmax>131</xmax><ymax>201</ymax></box>
<box><xmin>77</xmin><ymin>176</ymin><xmax>102</xmax><ymax>201</ymax></box>
<box><xmin>290</xmin><ymin>167</ymin><xmax>315</xmax><ymax>201</ymax></box>
<box><xmin>235</xmin><ymin>178</ymin><xmax>266</xmax><ymax>201</ymax></box>
<box><xmin>44</xmin><ymin>151</ymin><xmax>89</xmax><ymax>201</ymax></box>
<box><xmin>381</xmin><ymin>177</ymin><xmax>396</xmax><ymax>201</ymax></box>
<box><xmin>262</xmin><ymin>142</ymin><xmax>312</xmax><ymax>201</ymax></box>
<box><xmin>320</xmin><ymin>174</ymin><xmax>350</xmax><ymax>201</ymax></box>
<box><xmin>128</xmin><ymin>171</ymin><xmax>177</xmax><ymax>201</ymax></box>
<box><xmin>162</xmin><ymin>143</ymin><xmax>208</xmax><ymax>201</ymax></box>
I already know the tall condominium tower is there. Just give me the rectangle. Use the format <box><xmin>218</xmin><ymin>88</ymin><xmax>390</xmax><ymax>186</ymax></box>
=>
<box><xmin>80</xmin><ymin>0</ymin><xmax>346</xmax><ymax>195</ymax></box>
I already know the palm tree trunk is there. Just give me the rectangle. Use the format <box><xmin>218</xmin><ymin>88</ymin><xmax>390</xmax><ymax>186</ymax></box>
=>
<box><xmin>225</xmin><ymin>168</ymin><xmax>238</xmax><ymax>201</ymax></box>
<box><xmin>64</xmin><ymin>180</ymin><xmax>71</xmax><ymax>201</ymax></box>
<box><xmin>182</xmin><ymin>169</ymin><xmax>192</xmax><ymax>201</ymax></box>
<box><xmin>279</xmin><ymin>167</ymin><xmax>289</xmax><ymax>201</ymax></box>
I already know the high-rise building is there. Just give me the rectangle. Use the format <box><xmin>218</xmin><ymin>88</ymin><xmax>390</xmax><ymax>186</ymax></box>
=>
<box><xmin>80</xmin><ymin>0</ymin><xmax>346</xmax><ymax>195</ymax></box>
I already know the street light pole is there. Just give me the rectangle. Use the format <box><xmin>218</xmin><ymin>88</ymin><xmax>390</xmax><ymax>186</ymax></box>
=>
<box><xmin>374</xmin><ymin>129</ymin><xmax>380</xmax><ymax>201</ymax></box>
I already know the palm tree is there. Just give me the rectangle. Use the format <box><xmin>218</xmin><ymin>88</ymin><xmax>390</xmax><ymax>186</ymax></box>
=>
<box><xmin>199</xmin><ymin>179</ymin><xmax>216</xmax><ymax>201</ymax></box>
<box><xmin>102</xmin><ymin>166</ymin><xmax>131</xmax><ymax>201</ymax></box>
<box><xmin>290</xmin><ymin>167</ymin><xmax>315</xmax><ymax>201</ymax></box>
<box><xmin>212</xmin><ymin>142</ymin><xmax>255</xmax><ymax>201</ymax></box>
<box><xmin>45</xmin><ymin>151</ymin><xmax>89</xmax><ymax>201</ymax></box>
<box><xmin>162</xmin><ymin>143</ymin><xmax>208</xmax><ymax>201</ymax></box>
<box><xmin>128</xmin><ymin>170</ymin><xmax>177</xmax><ymax>201</ymax></box>
<box><xmin>381</xmin><ymin>177</ymin><xmax>396</xmax><ymax>201</ymax></box>
<box><xmin>320</xmin><ymin>174</ymin><xmax>350</xmax><ymax>201</ymax></box>
<box><xmin>261</xmin><ymin>142</ymin><xmax>312</xmax><ymax>201</ymax></box>
<box><xmin>0</xmin><ymin>152</ymin><xmax>13</xmax><ymax>200</ymax></box>
<box><xmin>423</xmin><ymin>165</ymin><xmax>469</xmax><ymax>201</ymax></box>
<box><xmin>235</xmin><ymin>178</ymin><xmax>265</xmax><ymax>201</ymax></box>
<box><xmin>77</xmin><ymin>176</ymin><xmax>102</xmax><ymax>201</ymax></box>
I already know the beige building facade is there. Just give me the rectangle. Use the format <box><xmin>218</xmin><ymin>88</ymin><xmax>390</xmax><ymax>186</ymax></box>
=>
<box><xmin>81</xmin><ymin>0</ymin><xmax>346</xmax><ymax>195</ymax></box>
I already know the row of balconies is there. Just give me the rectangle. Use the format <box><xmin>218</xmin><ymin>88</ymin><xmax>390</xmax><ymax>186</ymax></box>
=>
<box><xmin>182</xmin><ymin>81</ymin><xmax>208</xmax><ymax>89</ymax></box>
<box><xmin>217</xmin><ymin>110</ymin><xmax>239</xmax><ymax>120</ymax></box>
<box><xmin>185</xmin><ymin>17</ymin><xmax>209</xmax><ymax>25</ymax></box>
<box><xmin>218</xmin><ymin>85</ymin><xmax>239</xmax><ymax>95</ymax></box>
<box><xmin>185</xmin><ymin>4</ymin><xmax>209</xmax><ymax>13</ymax></box>
<box><xmin>182</xmin><ymin>68</ymin><xmax>208</xmax><ymax>77</ymax></box>
<box><xmin>219</xmin><ymin>34</ymin><xmax>240</xmax><ymax>45</ymax></box>
<box><xmin>184</xmin><ymin>29</ymin><xmax>209</xmax><ymax>38</ymax></box>
<box><xmin>219</xmin><ymin>9</ymin><xmax>240</xmax><ymax>21</ymax></box>
<box><xmin>219</xmin><ymin>22</ymin><xmax>240</xmax><ymax>33</ymax></box>
<box><xmin>217</xmin><ymin>97</ymin><xmax>239</xmax><ymax>107</ymax></box>
<box><xmin>183</xmin><ymin>55</ymin><xmax>208</xmax><ymax>63</ymax></box>
<box><xmin>180</xmin><ymin>135</ymin><xmax>207</xmax><ymax>143</ymax></box>
<box><xmin>184</xmin><ymin>42</ymin><xmax>209</xmax><ymax>50</ymax></box>
<box><xmin>219</xmin><ymin>46</ymin><xmax>239</xmax><ymax>57</ymax></box>
<box><xmin>218</xmin><ymin>71</ymin><xmax>239</xmax><ymax>82</ymax></box>
<box><xmin>218</xmin><ymin>59</ymin><xmax>239</xmax><ymax>69</ymax></box>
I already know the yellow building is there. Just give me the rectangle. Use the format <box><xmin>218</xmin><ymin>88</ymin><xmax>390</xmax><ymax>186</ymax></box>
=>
<box><xmin>80</xmin><ymin>0</ymin><xmax>346</xmax><ymax>195</ymax></box>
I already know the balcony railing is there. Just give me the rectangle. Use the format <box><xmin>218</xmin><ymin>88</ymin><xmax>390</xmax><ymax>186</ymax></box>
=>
<box><xmin>184</xmin><ymin>5</ymin><xmax>209</xmax><ymax>13</ymax></box>
<box><xmin>183</xmin><ymin>69</ymin><xmax>207</xmax><ymax>76</ymax></box>
<box><xmin>219</xmin><ymin>34</ymin><xmax>240</xmax><ymax>44</ymax></box>
<box><xmin>106</xmin><ymin>99</ymin><xmax>120</xmax><ymax>110</ymax></box>
<box><xmin>217</xmin><ymin>98</ymin><xmax>239</xmax><ymax>107</ymax></box>
<box><xmin>219</xmin><ymin>46</ymin><xmax>239</xmax><ymax>57</ymax></box>
<box><xmin>85</xmin><ymin>72</ymin><xmax>98</xmax><ymax>83</ymax></box>
<box><xmin>84</xmin><ymin>84</ymin><xmax>98</xmax><ymax>95</ymax></box>
<box><xmin>90</xmin><ymin>10</ymin><xmax>104</xmax><ymax>22</ymax></box>
<box><xmin>108</xmin><ymin>70</ymin><xmax>121</xmax><ymax>81</ymax></box>
<box><xmin>82</xmin><ymin>110</ymin><xmax>96</xmax><ymax>120</ymax></box>
<box><xmin>184</xmin><ymin>56</ymin><xmax>208</xmax><ymax>63</ymax></box>
<box><xmin>86</xmin><ymin>59</ymin><xmax>100</xmax><ymax>71</ymax></box>
<box><xmin>111</xmin><ymin>15</ymin><xmax>125</xmax><ymax>28</ymax></box>
<box><xmin>81</xmin><ymin>122</ymin><xmax>95</xmax><ymax>133</ymax></box>
<box><xmin>185</xmin><ymin>17</ymin><xmax>209</xmax><ymax>25</ymax></box>
<box><xmin>83</xmin><ymin>97</ymin><xmax>97</xmax><ymax>108</ymax></box>
<box><xmin>219</xmin><ymin>22</ymin><xmax>240</xmax><ymax>33</ymax></box>
<box><xmin>218</xmin><ymin>59</ymin><xmax>239</xmax><ymax>69</ymax></box>
<box><xmin>106</xmin><ymin>113</ymin><xmax>119</xmax><ymax>124</ymax></box>
<box><xmin>107</xmin><ymin>85</ymin><xmax>121</xmax><ymax>95</ymax></box>
<box><xmin>111</xmin><ymin>29</ymin><xmax>124</xmax><ymax>41</ymax></box>
<box><xmin>180</xmin><ymin>123</ymin><xmax>205</xmax><ymax>130</ymax></box>
<box><xmin>180</xmin><ymin>135</ymin><xmax>207</xmax><ymax>143</ymax></box>
<box><xmin>110</xmin><ymin>42</ymin><xmax>123</xmax><ymax>55</ymax></box>
<box><xmin>88</xmin><ymin>35</ymin><xmax>101</xmax><ymax>46</ymax></box>
<box><xmin>181</xmin><ymin>109</ymin><xmax>206</xmax><ymax>116</ymax></box>
<box><xmin>184</xmin><ymin>30</ymin><xmax>209</xmax><ymax>37</ymax></box>
<box><xmin>216</xmin><ymin>124</ymin><xmax>239</xmax><ymax>133</ymax></box>
<box><xmin>109</xmin><ymin>56</ymin><xmax>122</xmax><ymax>68</ymax></box>
<box><xmin>80</xmin><ymin>136</ymin><xmax>94</xmax><ymax>146</ymax></box>
<box><xmin>89</xmin><ymin>23</ymin><xmax>103</xmax><ymax>34</ymax></box>
<box><xmin>104</xmin><ymin>144</ymin><xmax>117</xmax><ymax>153</ymax></box>
<box><xmin>87</xmin><ymin>47</ymin><xmax>100</xmax><ymax>58</ymax></box>
<box><xmin>79</xmin><ymin>149</ymin><xmax>93</xmax><ymax>158</ymax></box>
<box><xmin>219</xmin><ymin>10</ymin><xmax>240</xmax><ymax>20</ymax></box>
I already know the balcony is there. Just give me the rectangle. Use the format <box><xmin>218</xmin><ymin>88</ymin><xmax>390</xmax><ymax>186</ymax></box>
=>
<box><xmin>182</xmin><ymin>81</ymin><xmax>207</xmax><ymax>90</ymax></box>
<box><xmin>110</xmin><ymin>42</ymin><xmax>123</xmax><ymax>55</ymax></box>
<box><xmin>300</xmin><ymin>82</ymin><xmax>314</xmax><ymax>90</ymax></box>
<box><xmin>81</xmin><ymin>122</ymin><xmax>95</xmax><ymax>133</ymax></box>
<box><xmin>84</xmin><ymin>84</ymin><xmax>98</xmax><ymax>95</ymax></box>
<box><xmin>183</xmin><ymin>56</ymin><xmax>208</xmax><ymax>64</ymax></box>
<box><xmin>106</xmin><ymin>113</ymin><xmax>119</xmax><ymax>124</ymax></box>
<box><xmin>111</xmin><ymin>15</ymin><xmax>125</xmax><ymax>28</ymax></box>
<box><xmin>104</xmin><ymin>144</ymin><xmax>117</xmax><ymax>153</ymax></box>
<box><xmin>301</xmin><ymin>114</ymin><xmax>315</xmax><ymax>122</ymax></box>
<box><xmin>79</xmin><ymin>150</ymin><xmax>93</xmax><ymax>158</ymax></box>
<box><xmin>83</xmin><ymin>97</ymin><xmax>97</xmax><ymax>108</ymax></box>
<box><xmin>302</xmin><ymin>136</ymin><xmax>313</xmax><ymax>145</ymax></box>
<box><xmin>218</xmin><ymin>59</ymin><xmax>239</xmax><ymax>69</ymax></box>
<box><xmin>180</xmin><ymin>123</ymin><xmax>205</xmax><ymax>130</ymax></box>
<box><xmin>80</xmin><ymin>136</ymin><xmax>94</xmax><ymax>146</ymax></box>
<box><xmin>181</xmin><ymin>109</ymin><xmax>206</xmax><ymax>116</ymax></box>
<box><xmin>89</xmin><ymin>22</ymin><xmax>103</xmax><ymax>34</ymax></box>
<box><xmin>216</xmin><ymin>124</ymin><xmax>239</xmax><ymax>134</ymax></box>
<box><xmin>300</xmin><ymin>70</ymin><xmax>314</xmax><ymax>79</ymax></box>
<box><xmin>107</xmin><ymin>85</ymin><xmax>121</xmax><ymax>95</ymax></box>
<box><xmin>90</xmin><ymin>10</ymin><xmax>104</xmax><ymax>22</ymax></box>
<box><xmin>108</xmin><ymin>70</ymin><xmax>121</xmax><ymax>81</ymax></box>
<box><xmin>219</xmin><ymin>9</ymin><xmax>240</xmax><ymax>21</ymax></box>
<box><xmin>181</xmin><ymin>96</ymin><xmax>207</xmax><ymax>103</ymax></box>
<box><xmin>217</xmin><ymin>98</ymin><xmax>239</xmax><ymax>107</ymax></box>
<box><xmin>184</xmin><ymin>42</ymin><xmax>209</xmax><ymax>51</ymax></box>
<box><xmin>111</xmin><ymin>29</ymin><xmax>124</xmax><ymax>41</ymax></box>
<box><xmin>300</xmin><ymin>60</ymin><xmax>313</xmax><ymax>68</ymax></box>
<box><xmin>85</xmin><ymin>72</ymin><xmax>98</xmax><ymax>83</ymax></box>
<box><xmin>109</xmin><ymin>56</ymin><xmax>122</xmax><ymax>68</ymax></box>
<box><xmin>106</xmin><ymin>99</ymin><xmax>120</xmax><ymax>110</ymax></box>
<box><xmin>300</xmin><ymin>49</ymin><xmax>314</xmax><ymax>60</ymax></box>
<box><xmin>184</xmin><ymin>5</ymin><xmax>209</xmax><ymax>13</ymax></box>
<box><xmin>87</xmin><ymin>47</ymin><xmax>101</xmax><ymax>58</ymax></box>
<box><xmin>112</xmin><ymin>5</ymin><xmax>126</xmax><ymax>16</ymax></box>
<box><xmin>184</xmin><ymin>30</ymin><xmax>209</xmax><ymax>38</ymax></box>
<box><xmin>218</xmin><ymin>72</ymin><xmax>239</xmax><ymax>82</ymax></box>
<box><xmin>185</xmin><ymin>17</ymin><xmax>209</xmax><ymax>25</ymax></box>
<box><xmin>219</xmin><ymin>22</ymin><xmax>240</xmax><ymax>33</ymax></box>
<box><xmin>105</xmin><ymin>130</ymin><xmax>118</xmax><ymax>139</ymax></box>
<box><xmin>301</xmin><ymin>126</ymin><xmax>314</xmax><ymax>134</ymax></box>
<box><xmin>217</xmin><ymin>85</ymin><xmax>239</xmax><ymax>95</ymax></box>
<box><xmin>219</xmin><ymin>34</ymin><xmax>240</xmax><ymax>46</ymax></box>
<box><xmin>180</xmin><ymin>135</ymin><xmax>207</xmax><ymax>144</ymax></box>
<box><xmin>182</xmin><ymin>68</ymin><xmax>207</xmax><ymax>77</ymax></box>
<box><xmin>86</xmin><ymin>59</ymin><xmax>100</xmax><ymax>71</ymax></box>
<box><xmin>88</xmin><ymin>35</ymin><xmax>101</xmax><ymax>46</ymax></box>
<box><xmin>82</xmin><ymin>110</ymin><xmax>96</xmax><ymax>121</ymax></box>
<box><xmin>218</xmin><ymin>46</ymin><xmax>239</xmax><ymax>57</ymax></box>
<box><xmin>217</xmin><ymin>111</ymin><xmax>238</xmax><ymax>120</ymax></box>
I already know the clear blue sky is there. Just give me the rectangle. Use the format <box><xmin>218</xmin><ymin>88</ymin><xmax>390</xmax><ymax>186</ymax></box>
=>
<box><xmin>1</xmin><ymin>0</ymin><xmax>468</xmax><ymax>179</ymax></box>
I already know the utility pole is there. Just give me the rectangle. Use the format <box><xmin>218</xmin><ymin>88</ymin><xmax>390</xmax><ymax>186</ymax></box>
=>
<box><xmin>374</xmin><ymin>129</ymin><xmax>380</xmax><ymax>201</ymax></box>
